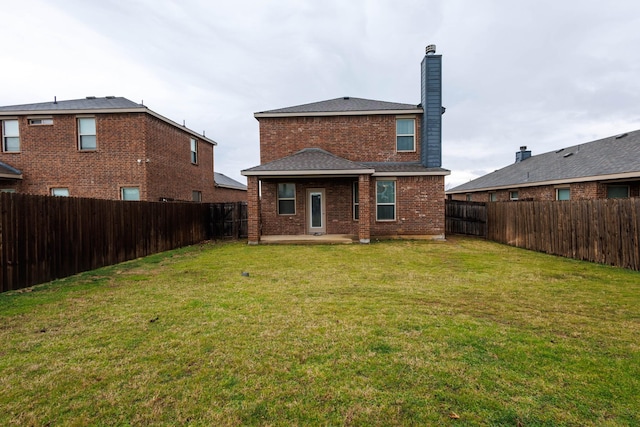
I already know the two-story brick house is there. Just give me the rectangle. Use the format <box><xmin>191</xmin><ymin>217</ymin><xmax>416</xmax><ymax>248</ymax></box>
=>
<box><xmin>242</xmin><ymin>46</ymin><xmax>449</xmax><ymax>244</ymax></box>
<box><xmin>0</xmin><ymin>96</ymin><xmax>218</xmax><ymax>202</ymax></box>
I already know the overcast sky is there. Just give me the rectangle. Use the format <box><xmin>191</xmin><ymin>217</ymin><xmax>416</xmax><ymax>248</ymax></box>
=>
<box><xmin>4</xmin><ymin>0</ymin><xmax>640</xmax><ymax>188</ymax></box>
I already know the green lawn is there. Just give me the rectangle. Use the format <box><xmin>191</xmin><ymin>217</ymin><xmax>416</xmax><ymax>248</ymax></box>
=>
<box><xmin>1</xmin><ymin>238</ymin><xmax>638</xmax><ymax>426</ymax></box>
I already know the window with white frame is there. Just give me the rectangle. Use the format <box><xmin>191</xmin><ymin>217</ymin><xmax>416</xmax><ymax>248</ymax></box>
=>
<box><xmin>509</xmin><ymin>190</ymin><xmax>519</xmax><ymax>201</ymax></box>
<box><xmin>0</xmin><ymin>188</ymin><xmax>16</xmax><ymax>193</ymax></box>
<box><xmin>556</xmin><ymin>188</ymin><xmax>570</xmax><ymax>201</ymax></box>
<box><xmin>353</xmin><ymin>181</ymin><xmax>359</xmax><ymax>220</ymax></box>
<box><xmin>192</xmin><ymin>190</ymin><xmax>202</xmax><ymax>202</ymax></box>
<box><xmin>489</xmin><ymin>192</ymin><xmax>497</xmax><ymax>202</ymax></box>
<box><xmin>607</xmin><ymin>185</ymin><xmax>629</xmax><ymax>199</ymax></box>
<box><xmin>396</xmin><ymin>118</ymin><xmax>415</xmax><ymax>152</ymax></box>
<box><xmin>51</xmin><ymin>188</ymin><xmax>69</xmax><ymax>197</ymax></box>
<box><xmin>190</xmin><ymin>138</ymin><xmax>198</xmax><ymax>164</ymax></box>
<box><xmin>29</xmin><ymin>118</ymin><xmax>53</xmax><ymax>126</ymax></box>
<box><xmin>2</xmin><ymin>120</ymin><xmax>20</xmax><ymax>152</ymax></box>
<box><xmin>466</xmin><ymin>194</ymin><xmax>472</xmax><ymax>201</ymax></box>
<box><xmin>277</xmin><ymin>183</ymin><xmax>295</xmax><ymax>215</ymax></box>
<box><xmin>78</xmin><ymin>117</ymin><xmax>96</xmax><ymax>150</ymax></box>
<box><xmin>376</xmin><ymin>179</ymin><xmax>396</xmax><ymax>221</ymax></box>
<box><xmin>121</xmin><ymin>187</ymin><xmax>140</xmax><ymax>201</ymax></box>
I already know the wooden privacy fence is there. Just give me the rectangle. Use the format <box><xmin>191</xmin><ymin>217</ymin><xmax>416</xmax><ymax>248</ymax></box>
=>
<box><xmin>486</xmin><ymin>199</ymin><xmax>640</xmax><ymax>270</ymax></box>
<box><xmin>0</xmin><ymin>193</ymin><xmax>248</xmax><ymax>293</ymax></box>
<box><xmin>445</xmin><ymin>200</ymin><xmax>487</xmax><ymax>237</ymax></box>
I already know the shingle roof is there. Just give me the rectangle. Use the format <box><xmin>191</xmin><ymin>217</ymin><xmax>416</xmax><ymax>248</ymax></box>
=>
<box><xmin>214</xmin><ymin>172</ymin><xmax>247</xmax><ymax>191</ymax></box>
<box><xmin>0</xmin><ymin>161</ymin><xmax>22</xmax><ymax>179</ymax></box>
<box><xmin>0</xmin><ymin>97</ymin><xmax>217</xmax><ymax>146</ymax></box>
<box><xmin>0</xmin><ymin>97</ymin><xmax>143</xmax><ymax>112</ymax></box>
<box><xmin>448</xmin><ymin>129</ymin><xmax>640</xmax><ymax>193</ymax></box>
<box><xmin>243</xmin><ymin>148</ymin><xmax>373</xmax><ymax>175</ymax></box>
<box><xmin>242</xmin><ymin>148</ymin><xmax>450</xmax><ymax>177</ymax></box>
<box><xmin>255</xmin><ymin>97</ymin><xmax>421</xmax><ymax>116</ymax></box>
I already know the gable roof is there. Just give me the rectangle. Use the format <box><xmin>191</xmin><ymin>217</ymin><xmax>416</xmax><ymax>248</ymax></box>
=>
<box><xmin>241</xmin><ymin>148</ymin><xmax>450</xmax><ymax>177</ymax></box>
<box><xmin>448</xmin><ymin>129</ymin><xmax>640</xmax><ymax>194</ymax></box>
<box><xmin>0</xmin><ymin>97</ymin><xmax>217</xmax><ymax>146</ymax></box>
<box><xmin>0</xmin><ymin>161</ymin><xmax>22</xmax><ymax>180</ymax></box>
<box><xmin>214</xmin><ymin>172</ymin><xmax>247</xmax><ymax>191</ymax></box>
<box><xmin>254</xmin><ymin>97</ymin><xmax>422</xmax><ymax>118</ymax></box>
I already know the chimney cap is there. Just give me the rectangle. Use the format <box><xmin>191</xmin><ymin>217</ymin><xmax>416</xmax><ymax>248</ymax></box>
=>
<box><xmin>519</xmin><ymin>146</ymin><xmax>527</xmax><ymax>151</ymax></box>
<box><xmin>426</xmin><ymin>44</ymin><xmax>436</xmax><ymax>55</ymax></box>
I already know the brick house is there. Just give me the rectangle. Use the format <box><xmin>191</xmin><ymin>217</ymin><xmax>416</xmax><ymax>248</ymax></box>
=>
<box><xmin>447</xmin><ymin>130</ymin><xmax>640</xmax><ymax>202</ymax></box>
<box><xmin>212</xmin><ymin>172</ymin><xmax>247</xmax><ymax>203</ymax></box>
<box><xmin>0</xmin><ymin>96</ymin><xmax>219</xmax><ymax>202</ymax></box>
<box><xmin>242</xmin><ymin>46</ymin><xmax>450</xmax><ymax>244</ymax></box>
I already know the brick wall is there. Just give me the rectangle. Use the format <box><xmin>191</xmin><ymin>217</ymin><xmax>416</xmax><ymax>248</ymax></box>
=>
<box><xmin>144</xmin><ymin>114</ymin><xmax>216</xmax><ymax>202</ymax></box>
<box><xmin>1</xmin><ymin>113</ymin><xmax>217</xmax><ymax>202</ymax></box>
<box><xmin>258</xmin><ymin>114</ymin><xmax>422</xmax><ymax>163</ymax></box>
<box><xmin>260</xmin><ymin>176</ymin><xmax>445</xmax><ymax>237</ymax></box>
<box><xmin>210</xmin><ymin>187</ymin><xmax>247</xmax><ymax>203</ymax></box>
<box><xmin>451</xmin><ymin>181</ymin><xmax>638</xmax><ymax>202</ymax></box>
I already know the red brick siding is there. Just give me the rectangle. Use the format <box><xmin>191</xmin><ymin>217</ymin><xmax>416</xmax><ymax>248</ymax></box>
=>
<box><xmin>210</xmin><ymin>187</ymin><xmax>247</xmax><ymax>203</ymax></box>
<box><xmin>144</xmin><ymin>114</ymin><xmax>215</xmax><ymax>202</ymax></box>
<box><xmin>452</xmin><ymin>181</ymin><xmax>639</xmax><ymax>202</ymax></box>
<box><xmin>259</xmin><ymin>175</ymin><xmax>444</xmax><ymax>237</ymax></box>
<box><xmin>258</xmin><ymin>114</ymin><xmax>421</xmax><ymax>163</ymax></box>
<box><xmin>370</xmin><ymin>176</ymin><xmax>445</xmax><ymax>237</ymax></box>
<box><xmin>1</xmin><ymin>113</ymin><xmax>217</xmax><ymax>202</ymax></box>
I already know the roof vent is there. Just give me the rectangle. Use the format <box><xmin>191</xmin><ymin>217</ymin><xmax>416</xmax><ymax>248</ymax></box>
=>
<box><xmin>105</xmin><ymin>95</ymin><xmax>115</xmax><ymax>99</ymax></box>
<box><xmin>555</xmin><ymin>148</ymin><xmax>564</xmax><ymax>153</ymax></box>
<box><xmin>615</xmin><ymin>133</ymin><xmax>628</xmax><ymax>139</ymax></box>
<box><xmin>86</xmin><ymin>96</ymin><xmax>96</xmax><ymax>99</ymax></box>
<box><xmin>343</xmin><ymin>96</ymin><xmax>350</xmax><ymax>100</ymax></box>
<box><xmin>563</xmin><ymin>152</ymin><xmax>574</xmax><ymax>158</ymax></box>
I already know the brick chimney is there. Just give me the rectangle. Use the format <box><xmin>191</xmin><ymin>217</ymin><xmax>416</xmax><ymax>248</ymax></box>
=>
<box><xmin>421</xmin><ymin>44</ymin><xmax>443</xmax><ymax>168</ymax></box>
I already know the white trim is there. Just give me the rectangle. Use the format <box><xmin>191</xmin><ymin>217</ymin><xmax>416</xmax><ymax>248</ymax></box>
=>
<box><xmin>0</xmin><ymin>173</ymin><xmax>22</xmax><ymax>179</ymax></box>
<box><xmin>254</xmin><ymin>109</ymin><xmax>423</xmax><ymax>118</ymax></box>
<box><xmin>447</xmin><ymin>171</ymin><xmax>640</xmax><ymax>194</ymax></box>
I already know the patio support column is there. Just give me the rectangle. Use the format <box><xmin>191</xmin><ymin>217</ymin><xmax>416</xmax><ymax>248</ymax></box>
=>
<box><xmin>358</xmin><ymin>174</ymin><xmax>371</xmax><ymax>244</ymax></box>
<box><xmin>247</xmin><ymin>176</ymin><xmax>260</xmax><ymax>245</ymax></box>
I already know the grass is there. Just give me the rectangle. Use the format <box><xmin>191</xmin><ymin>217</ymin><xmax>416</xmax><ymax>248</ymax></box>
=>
<box><xmin>0</xmin><ymin>237</ymin><xmax>638</xmax><ymax>426</ymax></box>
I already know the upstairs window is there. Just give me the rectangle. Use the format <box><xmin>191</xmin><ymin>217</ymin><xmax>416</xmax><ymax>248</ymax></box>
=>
<box><xmin>29</xmin><ymin>118</ymin><xmax>53</xmax><ymax>126</ymax></box>
<box><xmin>277</xmin><ymin>183</ymin><xmax>295</xmax><ymax>215</ymax></box>
<box><xmin>396</xmin><ymin>118</ymin><xmax>415</xmax><ymax>152</ymax></box>
<box><xmin>509</xmin><ymin>190</ymin><xmax>519</xmax><ymax>201</ymax></box>
<box><xmin>192</xmin><ymin>190</ymin><xmax>202</xmax><ymax>202</ymax></box>
<box><xmin>2</xmin><ymin>120</ymin><xmax>20</xmax><ymax>152</ymax></box>
<box><xmin>376</xmin><ymin>180</ymin><xmax>396</xmax><ymax>221</ymax></box>
<box><xmin>78</xmin><ymin>117</ymin><xmax>96</xmax><ymax>150</ymax></box>
<box><xmin>190</xmin><ymin>138</ymin><xmax>198</xmax><ymax>164</ymax></box>
<box><xmin>489</xmin><ymin>193</ymin><xmax>497</xmax><ymax>202</ymax></box>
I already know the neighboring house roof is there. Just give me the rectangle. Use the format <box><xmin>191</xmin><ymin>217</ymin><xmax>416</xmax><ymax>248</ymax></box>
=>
<box><xmin>0</xmin><ymin>161</ymin><xmax>22</xmax><ymax>180</ymax></box>
<box><xmin>0</xmin><ymin>97</ymin><xmax>217</xmax><ymax>146</ymax></box>
<box><xmin>448</xmin><ymin>129</ymin><xmax>640</xmax><ymax>194</ymax></box>
<box><xmin>214</xmin><ymin>172</ymin><xmax>247</xmax><ymax>191</ymax></box>
<box><xmin>242</xmin><ymin>148</ymin><xmax>450</xmax><ymax>177</ymax></box>
<box><xmin>254</xmin><ymin>97</ymin><xmax>422</xmax><ymax>118</ymax></box>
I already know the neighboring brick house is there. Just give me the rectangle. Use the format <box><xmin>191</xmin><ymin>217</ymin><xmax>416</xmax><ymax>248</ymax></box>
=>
<box><xmin>242</xmin><ymin>46</ymin><xmax>450</xmax><ymax>244</ymax></box>
<box><xmin>212</xmin><ymin>172</ymin><xmax>247</xmax><ymax>203</ymax></box>
<box><xmin>0</xmin><ymin>96</ymin><xmax>219</xmax><ymax>202</ymax></box>
<box><xmin>447</xmin><ymin>130</ymin><xmax>640</xmax><ymax>202</ymax></box>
